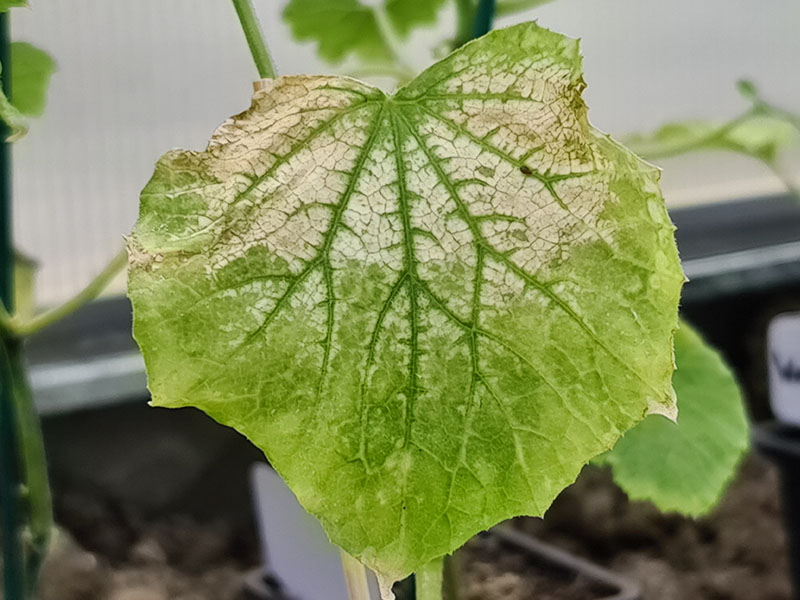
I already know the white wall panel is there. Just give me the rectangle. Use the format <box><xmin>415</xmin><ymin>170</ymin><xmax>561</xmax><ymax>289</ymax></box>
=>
<box><xmin>10</xmin><ymin>0</ymin><xmax>799</xmax><ymax>305</ymax></box>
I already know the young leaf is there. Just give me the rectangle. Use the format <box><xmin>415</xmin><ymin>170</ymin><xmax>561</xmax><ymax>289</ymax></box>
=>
<box><xmin>0</xmin><ymin>0</ymin><xmax>26</xmax><ymax>11</ymax></box>
<box><xmin>283</xmin><ymin>0</ymin><xmax>446</xmax><ymax>64</ymax></box>
<box><xmin>10</xmin><ymin>42</ymin><xmax>56</xmax><ymax>117</ymax></box>
<box><xmin>596</xmin><ymin>322</ymin><xmax>749</xmax><ymax>516</ymax></box>
<box><xmin>496</xmin><ymin>0</ymin><xmax>557</xmax><ymax>17</ymax></box>
<box><xmin>0</xmin><ymin>60</ymin><xmax>27</xmax><ymax>141</ymax></box>
<box><xmin>128</xmin><ymin>22</ymin><xmax>683</xmax><ymax>586</ymax></box>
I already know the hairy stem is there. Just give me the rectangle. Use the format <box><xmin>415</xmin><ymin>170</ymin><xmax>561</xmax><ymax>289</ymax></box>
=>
<box><xmin>232</xmin><ymin>0</ymin><xmax>277</xmax><ymax>79</ymax></box>
<box><xmin>340</xmin><ymin>550</ymin><xmax>371</xmax><ymax>600</ymax></box>
<box><xmin>10</xmin><ymin>247</ymin><xmax>127</xmax><ymax>337</ymax></box>
<box><xmin>416</xmin><ymin>557</ymin><xmax>444</xmax><ymax>600</ymax></box>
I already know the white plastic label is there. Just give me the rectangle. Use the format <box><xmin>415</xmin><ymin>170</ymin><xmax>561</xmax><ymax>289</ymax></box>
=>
<box><xmin>250</xmin><ymin>463</ymin><xmax>380</xmax><ymax>600</ymax></box>
<box><xmin>768</xmin><ymin>312</ymin><xmax>800</xmax><ymax>426</ymax></box>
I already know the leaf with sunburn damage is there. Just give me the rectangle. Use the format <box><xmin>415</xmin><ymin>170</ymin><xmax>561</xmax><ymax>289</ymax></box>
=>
<box><xmin>128</xmin><ymin>22</ymin><xmax>684</xmax><ymax>588</ymax></box>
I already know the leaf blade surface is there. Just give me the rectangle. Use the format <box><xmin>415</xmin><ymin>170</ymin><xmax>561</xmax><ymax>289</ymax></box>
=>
<box><xmin>128</xmin><ymin>22</ymin><xmax>684</xmax><ymax>582</ymax></box>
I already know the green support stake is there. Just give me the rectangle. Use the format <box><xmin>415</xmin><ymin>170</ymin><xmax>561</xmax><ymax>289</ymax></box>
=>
<box><xmin>0</xmin><ymin>12</ymin><xmax>26</xmax><ymax>600</ymax></box>
<box><xmin>0</xmin><ymin>13</ymin><xmax>52</xmax><ymax>598</ymax></box>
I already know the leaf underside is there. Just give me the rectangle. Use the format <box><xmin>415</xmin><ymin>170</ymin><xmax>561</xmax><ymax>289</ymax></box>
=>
<box><xmin>597</xmin><ymin>322</ymin><xmax>749</xmax><ymax>517</ymax></box>
<box><xmin>128</xmin><ymin>23</ymin><xmax>683</xmax><ymax>583</ymax></box>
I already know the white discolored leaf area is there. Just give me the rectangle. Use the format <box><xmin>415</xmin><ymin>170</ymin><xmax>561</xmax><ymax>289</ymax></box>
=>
<box><xmin>128</xmin><ymin>23</ymin><xmax>684</xmax><ymax>586</ymax></box>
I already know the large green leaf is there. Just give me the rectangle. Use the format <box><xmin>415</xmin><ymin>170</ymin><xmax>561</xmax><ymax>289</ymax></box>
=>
<box><xmin>282</xmin><ymin>0</ymin><xmax>447</xmax><ymax>64</ymax></box>
<box><xmin>10</xmin><ymin>42</ymin><xmax>56</xmax><ymax>117</ymax></box>
<box><xmin>597</xmin><ymin>322</ymin><xmax>749</xmax><ymax>516</ymax></box>
<box><xmin>128</xmin><ymin>22</ymin><xmax>683</xmax><ymax>586</ymax></box>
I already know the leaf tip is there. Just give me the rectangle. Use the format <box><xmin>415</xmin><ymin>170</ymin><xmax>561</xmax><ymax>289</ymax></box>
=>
<box><xmin>647</xmin><ymin>385</ymin><xmax>678</xmax><ymax>422</ymax></box>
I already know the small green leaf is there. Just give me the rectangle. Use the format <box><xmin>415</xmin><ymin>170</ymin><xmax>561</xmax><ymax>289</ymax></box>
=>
<box><xmin>0</xmin><ymin>60</ymin><xmax>27</xmax><ymax>141</ymax></box>
<box><xmin>736</xmin><ymin>79</ymin><xmax>758</xmax><ymax>102</ymax></box>
<box><xmin>626</xmin><ymin>115</ymin><xmax>799</xmax><ymax>166</ymax></box>
<box><xmin>496</xmin><ymin>0</ymin><xmax>557</xmax><ymax>17</ymax></box>
<box><xmin>10</xmin><ymin>42</ymin><xmax>56</xmax><ymax>117</ymax></box>
<box><xmin>129</xmin><ymin>23</ymin><xmax>683</xmax><ymax>584</ymax></box>
<box><xmin>596</xmin><ymin>322</ymin><xmax>750</xmax><ymax>516</ymax></box>
<box><xmin>0</xmin><ymin>0</ymin><xmax>26</xmax><ymax>12</ymax></box>
<box><xmin>282</xmin><ymin>0</ymin><xmax>446</xmax><ymax>64</ymax></box>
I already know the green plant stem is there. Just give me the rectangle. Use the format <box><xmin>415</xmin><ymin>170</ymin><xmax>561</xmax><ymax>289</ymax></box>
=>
<box><xmin>340</xmin><ymin>550</ymin><xmax>371</xmax><ymax>600</ymax></box>
<box><xmin>0</xmin><ymin>352</ymin><xmax>25</xmax><ymax>600</ymax></box>
<box><xmin>454</xmin><ymin>0</ymin><xmax>476</xmax><ymax>48</ymax></box>
<box><xmin>472</xmin><ymin>0</ymin><xmax>496</xmax><ymax>39</ymax></box>
<box><xmin>442</xmin><ymin>553</ymin><xmax>462</xmax><ymax>600</ymax></box>
<box><xmin>630</xmin><ymin>111</ymin><xmax>756</xmax><ymax>161</ymax></box>
<box><xmin>232</xmin><ymin>0</ymin><xmax>276</xmax><ymax>79</ymax></box>
<box><xmin>371</xmin><ymin>6</ymin><xmax>415</xmax><ymax>79</ymax></box>
<box><xmin>454</xmin><ymin>0</ymin><xmax>496</xmax><ymax>48</ymax></box>
<box><xmin>0</xmin><ymin>10</ymin><xmax>27</xmax><ymax>599</ymax></box>
<box><xmin>10</xmin><ymin>247</ymin><xmax>127</xmax><ymax>337</ymax></box>
<box><xmin>416</xmin><ymin>557</ymin><xmax>444</xmax><ymax>600</ymax></box>
<box><xmin>1</xmin><ymin>334</ymin><xmax>51</xmax><ymax>594</ymax></box>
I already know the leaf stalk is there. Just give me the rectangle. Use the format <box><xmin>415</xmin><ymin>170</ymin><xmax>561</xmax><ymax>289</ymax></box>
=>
<box><xmin>340</xmin><ymin>550</ymin><xmax>372</xmax><ymax>600</ymax></box>
<box><xmin>9</xmin><ymin>247</ymin><xmax>127</xmax><ymax>337</ymax></box>
<box><xmin>232</xmin><ymin>0</ymin><xmax>277</xmax><ymax>80</ymax></box>
<box><xmin>416</xmin><ymin>557</ymin><xmax>444</xmax><ymax>600</ymax></box>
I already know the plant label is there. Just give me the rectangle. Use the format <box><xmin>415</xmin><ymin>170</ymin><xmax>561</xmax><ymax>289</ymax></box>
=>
<box><xmin>250</xmin><ymin>463</ymin><xmax>380</xmax><ymax>600</ymax></box>
<box><xmin>768</xmin><ymin>312</ymin><xmax>800</xmax><ymax>426</ymax></box>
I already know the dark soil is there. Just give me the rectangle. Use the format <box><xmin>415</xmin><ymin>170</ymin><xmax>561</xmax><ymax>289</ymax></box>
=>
<box><xmin>38</xmin><ymin>455</ymin><xmax>790</xmax><ymax>600</ymax></box>
<box><xmin>459</xmin><ymin>534</ymin><xmax>615</xmax><ymax>600</ymax></box>
<box><xmin>38</xmin><ymin>489</ymin><xmax>255</xmax><ymax>600</ymax></box>
<box><xmin>520</xmin><ymin>455</ymin><xmax>791</xmax><ymax>600</ymax></box>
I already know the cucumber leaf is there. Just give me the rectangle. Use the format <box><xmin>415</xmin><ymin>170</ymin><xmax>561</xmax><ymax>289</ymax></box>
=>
<box><xmin>597</xmin><ymin>322</ymin><xmax>749</xmax><ymax>516</ymax></box>
<box><xmin>11</xmin><ymin>42</ymin><xmax>56</xmax><ymax>117</ymax></box>
<box><xmin>128</xmin><ymin>22</ymin><xmax>683</xmax><ymax>586</ymax></box>
<box><xmin>282</xmin><ymin>0</ymin><xmax>446</xmax><ymax>64</ymax></box>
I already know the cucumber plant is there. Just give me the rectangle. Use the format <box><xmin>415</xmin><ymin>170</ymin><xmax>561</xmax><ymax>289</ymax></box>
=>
<box><xmin>128</xmin><ymin>1</ymin><xmax>747</xmax><ymax>598</ymax></box>
<box><xmin>0</xmin><ymin>1</ymin><xmax>749</xmax><ymax>599</ymax></box>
